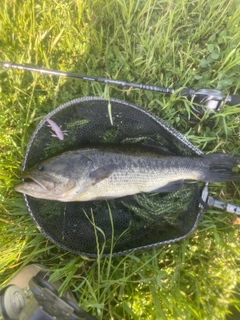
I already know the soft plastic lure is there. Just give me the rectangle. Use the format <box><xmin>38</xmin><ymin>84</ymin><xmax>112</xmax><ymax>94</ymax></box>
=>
<box><xmin>46</xmin><ymin>118</ymin><xmax>67</xmax><ymax>140</ymax></box>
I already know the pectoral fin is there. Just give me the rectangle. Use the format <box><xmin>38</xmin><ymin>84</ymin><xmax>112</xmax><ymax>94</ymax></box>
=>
<box><xmin>88</xmin><ymin>164</ymin><xmax>117</xmax><ymax>186</ymax></box>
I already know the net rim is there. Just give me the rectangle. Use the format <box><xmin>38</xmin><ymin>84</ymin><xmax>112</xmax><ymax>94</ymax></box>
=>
<box><xmin>21</xmin><ymin>96</ymin><xmax>205</xmax><ymax>257</ymax></box>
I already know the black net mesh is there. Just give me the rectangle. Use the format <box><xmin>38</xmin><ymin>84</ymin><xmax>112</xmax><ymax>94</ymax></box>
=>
<box><xmin>23</xmin><ymin>97</ymin><xmax>205</xmax><ymax>257</ymax></box>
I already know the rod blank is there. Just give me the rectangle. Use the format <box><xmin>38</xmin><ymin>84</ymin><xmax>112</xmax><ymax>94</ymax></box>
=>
<box><xmin>0</xmin><ymin>62</ymin><xmax>174</xmax><ymax>94</ymax></box>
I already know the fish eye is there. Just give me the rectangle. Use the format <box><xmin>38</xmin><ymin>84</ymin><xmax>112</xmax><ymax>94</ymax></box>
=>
<box><xmin>38</xmin><ymin>164</ymin><xmax>45</xmax><ymax>171</ymax></box>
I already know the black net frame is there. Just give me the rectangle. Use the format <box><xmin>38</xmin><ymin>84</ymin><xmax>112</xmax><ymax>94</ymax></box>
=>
<box><xmin>22</xmin><ymin>97</ymin><xmax>205</xmax><ymax>257</ymax></box>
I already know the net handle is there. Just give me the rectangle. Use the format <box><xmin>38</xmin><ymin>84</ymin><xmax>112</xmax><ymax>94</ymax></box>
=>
<box><xmin>202</xmin><ymin>184</ymin><xmax>240</xmax><ymax>216</ymax></box>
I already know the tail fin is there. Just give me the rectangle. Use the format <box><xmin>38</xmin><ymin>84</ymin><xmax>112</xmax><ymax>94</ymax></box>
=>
<box><xmin>201</xmin><ymin>153</ymin><xmax>240</xmax><ymax>182</ymax></box>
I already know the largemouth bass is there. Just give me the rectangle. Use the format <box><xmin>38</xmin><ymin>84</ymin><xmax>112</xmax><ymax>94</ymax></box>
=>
<box><xmin>15</xmin><ymin>145</ymin><xmax>240</xmax><ymax>202</ymax></box>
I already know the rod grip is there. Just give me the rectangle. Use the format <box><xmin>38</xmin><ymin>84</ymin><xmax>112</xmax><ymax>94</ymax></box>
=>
<box><xmin>227</xmin><ymin>94</ymin><xmax>240</xmax><ymax>106</ymax></box>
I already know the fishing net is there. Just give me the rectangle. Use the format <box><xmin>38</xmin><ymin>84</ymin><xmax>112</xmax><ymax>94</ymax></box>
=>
<box><xmin>22</xmin><ymin>97</ymin><xmax>205</xmax><ymax>257</ymax></box>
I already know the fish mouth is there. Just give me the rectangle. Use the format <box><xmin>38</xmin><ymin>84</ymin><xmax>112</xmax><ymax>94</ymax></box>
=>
<box><xmin>15</xmin><ymin>181</ymin><xmax>48</xmax><ymax>195</ymax></box>
<box><xmin>22</xmin><ymin>174</ymin><xmax>55</xmax><ymax>191</ymax></box>
<box><xmin>15</xmin><ymin>173</ymin><xmax>56</xmax><ymax>197</ymax></box>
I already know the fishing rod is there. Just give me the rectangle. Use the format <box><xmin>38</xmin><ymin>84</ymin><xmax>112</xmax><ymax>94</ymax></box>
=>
<box><xmin>1</xmin><ymin>62</ymin><xmax>240</xmax><ymax>217</ymax></box>
<box><xmin>1</xmin><ymin>62</ymin><xmax>240</xmax><ymax>116</ymax></box>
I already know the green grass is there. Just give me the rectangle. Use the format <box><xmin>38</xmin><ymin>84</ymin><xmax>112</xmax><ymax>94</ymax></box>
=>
<box><xmin>0</xmin><ymin>0</ymin><xmax>240</xmax><ymax>319</ymax></box>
